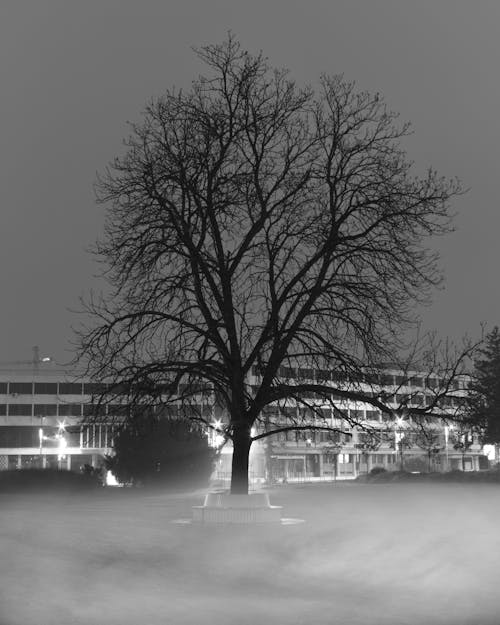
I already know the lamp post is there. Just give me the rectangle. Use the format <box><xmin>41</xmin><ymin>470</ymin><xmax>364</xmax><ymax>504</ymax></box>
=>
<box><xmin>394</xmin><ymin>412</ymin><xmax>407</xmax><ymax>471</ymax></box>
<box><xmin>38</xmin><ymin>415</ymin><xmax>44</xmax><ymax>468</ymax></box>
<box><xmin>325</xmin><ymin>442</ymin><xmax>342</xmax><ymax>483</ymax></box>
<box><xmin>56</xmin><ymin>420</ymin><xmax>67</xmax><ymax>469</ymax></box>
<box><xmin>444</xmin><ymin>424</ymin><xmax>452</xmax><ymax>472</ymax></box>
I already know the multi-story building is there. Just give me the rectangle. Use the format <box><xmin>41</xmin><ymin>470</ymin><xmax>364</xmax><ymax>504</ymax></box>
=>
<box><xmin>212</xmin><ymin>365</ymin><xmax>488</xmax><ymax>484</ymax></box>
<box><xmin>0</xmin><ymin>355</ymin><xmax>488</xmax><ymax>483</ymax></box>
<box><xmin>0</xmin><ymin>356</ymin><xmax>113</xmax><ymax>472</ymax></box>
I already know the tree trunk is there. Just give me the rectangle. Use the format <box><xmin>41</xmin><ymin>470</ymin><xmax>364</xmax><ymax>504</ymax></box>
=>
<box><xmin>230</xmin><ymin>425</ymin><xmax>252</xmax><ymax>494</ymax></box>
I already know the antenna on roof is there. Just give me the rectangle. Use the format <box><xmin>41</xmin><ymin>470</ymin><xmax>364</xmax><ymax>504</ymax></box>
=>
<box><xmin>33</xmin><ymin>346</ymin><xmax>40</xmax><ymax>372</ymax></box>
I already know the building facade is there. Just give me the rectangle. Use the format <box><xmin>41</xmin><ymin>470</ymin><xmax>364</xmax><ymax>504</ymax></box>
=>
<box><xmin>0</xmin><ymin>360</ymin><xmax>112</xmax><ymax>472</ymax></box>
<box><xmin>0</xmin><ymin>358</ymin><xmax>488</xmax><ymax>483</ymax></box>
<box><xmin>212</xmin><ymin>366</ymin><xmax>488</xmax><ymax>484</ymax></box>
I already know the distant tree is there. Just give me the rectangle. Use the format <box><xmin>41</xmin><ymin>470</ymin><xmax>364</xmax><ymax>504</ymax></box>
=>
<box><xmin>468</xmin><ymin>327</ymin><xmax>500</xmax><ymax>450</ymax></box>
<box><xmin>451</xmin><ymin>428</ymin><xmax>474</xmax><ymax>472</ymax></box>
<box><xmin>105</xmin><ymin>417</ymin><xmax>216</xmax><ymax>488</ymax></box>
<box><xmin>413</xmin><ymin>424</ymin><xmax>443</xmax><ymax>472</ymax></box>
<box><xmin>78</xmin><ymin>35</ymin><xmax>474</xmax><ymax>494</ymax></box>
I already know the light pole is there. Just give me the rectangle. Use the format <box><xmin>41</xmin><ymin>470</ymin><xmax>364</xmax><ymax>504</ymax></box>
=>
<box><xmin>444</xmin><ymin>424</ymin><xmax>453</xmax><ymax>472</ymax></box>
<box><xmin>56</xmin><ymin>420</ymin><xmax>67</xmax><ymax>469</ymax></box>
<box><xmin>38</xmin><ymin>416</ymin><xmax>44</xmax><ymax>468</ymax></box>
<box><xmin>325</xmin><ymin>442</ymin><xmax>342</xmax><ymax>483</ymax></box>
<box><xmin>394</xmin><ymin>416</ymin><xmax>405</xmax><ymax>471</ymax></box>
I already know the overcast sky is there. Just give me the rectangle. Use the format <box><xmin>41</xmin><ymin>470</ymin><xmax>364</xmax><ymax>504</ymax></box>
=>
<box><xmin>0</xmin><ymin>1</ymin><xmax>498</xmax><ymax>363</ymax></box>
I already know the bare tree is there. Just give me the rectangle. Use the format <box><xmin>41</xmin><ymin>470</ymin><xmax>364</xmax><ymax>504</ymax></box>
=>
<box><xmin>78</xmin><ymin>36</ymin><xmax>472</xmax><ymax>494</ymax></box>
<box><xmin>413</xmin><ymin>424</ymin><xmax>443</xmax><ymax>472</ymax></box>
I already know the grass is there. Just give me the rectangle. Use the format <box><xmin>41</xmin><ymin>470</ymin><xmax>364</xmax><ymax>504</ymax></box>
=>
<box><xmin>1</xmin><ymin>481</ymin><xmax>499</xmax><ymax>624</ymax></box>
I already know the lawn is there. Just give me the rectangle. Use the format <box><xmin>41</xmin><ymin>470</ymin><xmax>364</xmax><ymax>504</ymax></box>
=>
<box><xmin>1</xmin><ymin>482</ymin><xmax>498</xmax><ymax>625</ymax></box>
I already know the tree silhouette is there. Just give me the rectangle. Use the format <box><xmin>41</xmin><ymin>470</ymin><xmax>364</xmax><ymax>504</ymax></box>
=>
<box><xmin>469</xmin><ymin>327</ymin><xmax>500</xmax><ymax>450</ymax></box>
<box><xmin>105</xmin><ymin>417</ymin><xmax>216</xmax><ymax>488</ymax></box>
<box><xmin>78</xmin><ymin>35</ymin><xmax>472</xmax><ymax>494</ymax></box>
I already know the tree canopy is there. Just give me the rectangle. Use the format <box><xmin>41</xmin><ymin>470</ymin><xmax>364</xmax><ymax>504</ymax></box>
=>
<box><xmin>79</xmin><ymin>36</ymin><xmax>472</xmax><ymax>493</ymax></box>
<box><xmin>468</xmin><ymin>327</ymin><xmax>500</xmax><ymax>445</ymax></box>
<box><xmin>106</xmin><ymin>418</ymin><xmax>216</xmax><ymax>488</ymax></box>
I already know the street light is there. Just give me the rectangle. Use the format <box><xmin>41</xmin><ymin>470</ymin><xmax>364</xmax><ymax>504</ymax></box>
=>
<box><xmin>444</xmin><ymin>423</ymin><xmax>453</xmax><ymax>472</ymax></box>
<box><xmin>394</xmin><ymin>412</ymin><xmax>407</xmax><ymax>471</ymax></box>
<box><xmin>325</xmin><ymin>442</ymin><xmax>342</xmax><ymax>483</ymax></box>
<box><xmin>210</xmin><ymin>419</ymin><xmax>225</xmax><ymax>448</ymax></box>
<box><xmin>56</xmin><ymin>420</ymin><xmax>67</xmax><ymax>468</ymax></box>
<box><xmin>38</xmin><ymin>415</ymin><xmax>44</xmax><ymax>468</ymax></box>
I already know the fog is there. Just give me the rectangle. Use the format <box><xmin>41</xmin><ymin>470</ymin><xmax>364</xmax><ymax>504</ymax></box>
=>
<box><xmin>1</xmin><ymin>483</ymin><xmax>499</xmax><ymax>624</ymax></box>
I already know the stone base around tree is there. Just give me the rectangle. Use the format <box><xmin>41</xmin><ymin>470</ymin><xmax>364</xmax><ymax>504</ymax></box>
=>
<box><xmin>192</xmin><ymin>491</ymin><xmax>282</xmax><ymax>524</ymax></box>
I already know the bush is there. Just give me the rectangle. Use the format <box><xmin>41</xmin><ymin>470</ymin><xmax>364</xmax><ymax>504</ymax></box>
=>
<box><xmin>0</xmin><ymin>469</ymin><xmax>102</xmax><ymax>493</ymax></box>
<box><xmin>106</xmin><ymin>418</ymin><xmax>216</xmax><ymax>490</ymax></box>
<box><xmin>370</xmin><ymin>466</ymin><xmax>387</xmax><ymax>475</ymax></box>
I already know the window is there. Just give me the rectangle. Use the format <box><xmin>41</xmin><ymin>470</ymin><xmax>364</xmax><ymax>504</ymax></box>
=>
<box><xmin>0</xmin><ymin>426</ymin><xmax>38</xmax><ymax>447</ymax></box>
<box><xmin>339</xmin><ymin>454</ymin><xmax>352</xmax><ymax>464</ymax></box>
<box><xmin>83</xmin><ymin>403</ymin><xmax>106</xmax><ymax>418</ymax></box>
<box><xmin>58</xmin><ymin>383</ymin><xmax>82</xmax><ymax>395</ymax></box>
<box><xmin>331</xmin><ymin>371</ymin><xmax>348</xmax><ymax>382</ymax></box>
<box><xmin>316</xmin><ymin>369</ymin><xmax>331</xmax><ymax>382</ymax></box>
<box><xmin>0</xmin><ymin>383</ymin><xmax>7</xmax><ymax>394</ymax></box>
<box><xmin>365</xmin><ymin>410</ymin><xmax>380</xmax><ymax>422</ymax></box>
<box><xmin>279</xmin><ymin>366</ymin><xmax>295</xmax><ymax>379</ymax></box>
<box><xmin>34</xmin><ymin>382</ymin><xmax>58</xmax><ymax>395</ymax></box>
<box><xmin>318</xmin><ymin>407</ymin><xmax>332</xmax><ymax>419</ymax></box>
<box><xmin>380</xmin><ymin>374</ymin><xmax>394</xmax><ymax>386</ymax></box>
<box><xmin>34</xmin><ymin>404</ymin><xmax>57</xmax><ymax>417</ymax></box>
<box><xmin>83</xmin><ymin>383</ymin><xmax>107</xmax><ymax>395</ymax></box>
<box><xmin>58</xmin><ymin>403</ymin><xmax>82</xmax><ymax>417</ymax></box>
<box><xmin>107</xmin><ymin>382</ymin><xmax>130</xmax><ymax>395</ymax></box>
<box><xmin>358</xmin><ymin>432</ymin><xmax>373</xmax><ymax>444</ymax></box>
<box><xmin>0</xmin><ymin>405</ymin><xmax>5</xmax><ymax>415</ymax></box>
<box><xmin>350</xmin><ymin>409</ymin><xmax>364</xmax><ymax>420</ymax></box>
<box><xmin>297</xmin><ymin>368</ymin><xmax>314</xmax><ymax>380</ymax></box>
<box><xmin>410</xmin><ymin>377</ymin><xmax>423</xmax><ymax>388</ymax></box>
<box><xmin>9</xmin><ymin>383</ymin><xmax>33</xmax><ymax>395</ymax></box>
<box><xmin>65</xmin><ymin>426</ymin><xmax>81</xmax><ymax>447</ymax></box>
<box><xmin>8</xmin><ymin>404</ymin><xmax>32</xmax><ymax>416</ymax></box>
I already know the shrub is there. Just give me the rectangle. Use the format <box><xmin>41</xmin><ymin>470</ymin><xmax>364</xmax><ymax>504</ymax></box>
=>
<box><xmin>0</xmin><ymin>469</ymin><xmax>102</xmax><ymax>493</ymax></box>
<box><xmin>370</xmin><ymin>466</ymin><xmax>387</xmax><ymax>475</ymax></box>
<box><xmin>106</xmin><ymin>418</ymin><xmax>216</xmax><ymax>490</ymax></box>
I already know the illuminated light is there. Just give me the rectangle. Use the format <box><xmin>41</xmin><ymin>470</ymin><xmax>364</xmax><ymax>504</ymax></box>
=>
<box><xmin>106</xmin><ymin>470</ymin><xmax>119</xmax><ymax>486</ymax></box>
<box><xmin>38</xmin><ymin>428</ymin><xmax>43</xmax><ymax>442</ymax></box>
<box><xmin>41</xmin><ymin>357</ymin><xmax>52</xmax><ymax>362</ymax></box>
<box><xmin>396</xmin><ymin>417</ymin><xmax>404</xmax><ymax>427</ymax></box>
<box><xmin>214</xmin><ymin>434</ymin><xmax>225</xmax><ymax>447</ymax></box>
<box><xmin>57</xmin><ymin>435</ymin><xmax>67</xmax><ymax>461</ymax></box>
<box><xmin>57</xmin><ymin>420</ymin><xmax>67</xmax><ymax>433</ymax></box>
<box><xmin>213</xmin><ymin>419</ymin><xmax>222</xmax><ymax>430</ymax></box>
<box><xmin>483</xmin><ymin>444</ymin><xmax>495</xmax><ymax>461</ymax></box>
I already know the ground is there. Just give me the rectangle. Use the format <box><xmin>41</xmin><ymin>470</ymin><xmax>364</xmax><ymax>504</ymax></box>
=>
<box><xmin>1</xmin><ymin>482</ymin><xmax>498</xmax><ymax>625</ymax></box>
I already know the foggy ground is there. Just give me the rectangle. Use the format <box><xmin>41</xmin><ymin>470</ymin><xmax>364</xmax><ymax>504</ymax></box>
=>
<box><xmin>1</xmin><ymin>482</ymin><xmax>499</xmax><ymax>625</ymax></box>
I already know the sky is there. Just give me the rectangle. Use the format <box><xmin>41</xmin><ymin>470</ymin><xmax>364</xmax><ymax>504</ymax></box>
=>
<box><xmin>0</xmin><ymin>0</ymin><xmax>499</xmax><ymax>364</ymax></box>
